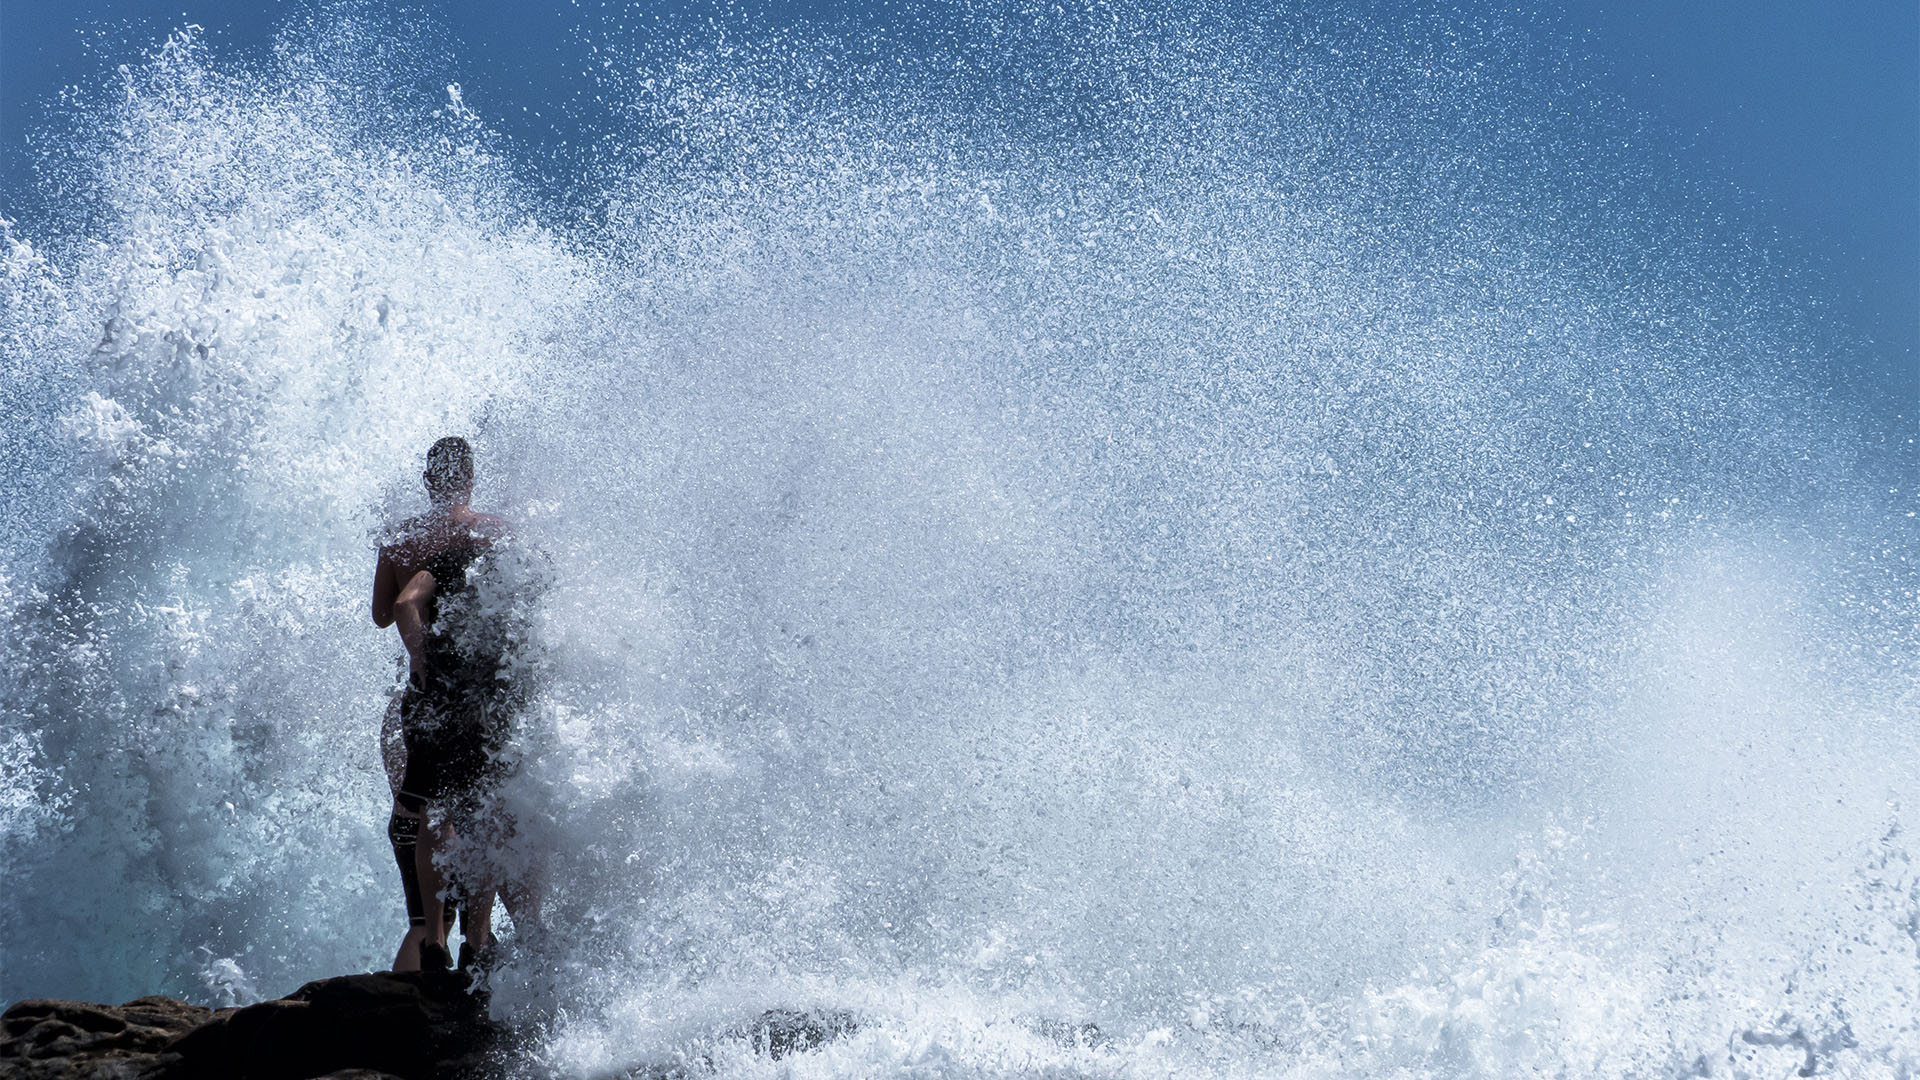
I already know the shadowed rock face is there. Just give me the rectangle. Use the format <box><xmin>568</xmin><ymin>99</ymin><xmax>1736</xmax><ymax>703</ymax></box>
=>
<box><xmin>0</xmin><ymin>972</ymin><xmax>494</xmax><ymax>1080</ymax></box>
<box><xmin>154</xmin><ymin>971</ymin><xmax>498</xmax><ymax>1080</ymax></box>
<box><xmin>2</xmin><ymin>977</ymin><xmax>865</xmax><ymax>1080</ymax></box>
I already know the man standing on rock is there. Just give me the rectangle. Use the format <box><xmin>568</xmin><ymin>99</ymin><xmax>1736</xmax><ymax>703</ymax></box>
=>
<box><xmin>370</xmin><ymin>437</ymin><xmax>534</xmax><ymax>972</ymax></box>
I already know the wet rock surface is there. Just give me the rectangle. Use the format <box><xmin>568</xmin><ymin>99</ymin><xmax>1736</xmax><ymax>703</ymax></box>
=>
<box><xmin>1</xmin><ymin>996</ymin><xmax>222</xmax><ymax>1078</ymax></box>
<box><xmin>1017</xmin><ymin>1015</ymin><xmax>1107</xmax><ymax>1049</ymax></box>
<box><xmin>606</xmin><ymin>1009</ymin><xmax>863</xmax><ymax>1080</ymax></box>
<box><xmin>0</xmin><ymin>972</ymin><xmax>496</xmax><ymax>1080</ymax></box>
<box><xmin>4</xmin><ymin>978</ymin><xmax>867</xmax><ymax>1080</ymax></box>
<box><xmin>726</xmin><ymin>1009</ymin><xmax>859</xmax><ymax>1060</ymax></box>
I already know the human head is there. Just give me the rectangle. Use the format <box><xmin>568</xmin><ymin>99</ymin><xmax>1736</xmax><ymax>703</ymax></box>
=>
<box><xmin>423</xmin><ymin>436</ymin><xmax>474</xmax><ymax>505</ymax></box>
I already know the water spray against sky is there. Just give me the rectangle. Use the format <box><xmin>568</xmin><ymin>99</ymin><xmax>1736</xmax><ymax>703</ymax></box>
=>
<box><xmin>1</xmin><ymin>3</ymin><xmax>1916</xmax><ymax>1077</ymax></box>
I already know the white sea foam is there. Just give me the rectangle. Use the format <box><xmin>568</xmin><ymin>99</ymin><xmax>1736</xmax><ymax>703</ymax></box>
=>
<box><xmin>1</xmin><ymin>8</ymin><xmax>1914</xmax><ymax>1078</ymax></box>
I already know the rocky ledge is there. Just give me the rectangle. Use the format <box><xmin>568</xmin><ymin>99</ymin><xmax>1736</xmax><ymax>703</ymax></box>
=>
<box><xmin>1</xmin><ymin>973</ymin><xmax>863</xmax><ymax>1080</ymax></box>
<box><xmin>1</xmin><ymin>971</ymin><xmax>495</xmax><ymax>1080</ymax></box>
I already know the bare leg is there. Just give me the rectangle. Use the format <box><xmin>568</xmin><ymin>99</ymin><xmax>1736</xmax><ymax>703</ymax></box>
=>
<box><xmin>461</xmin><ymin>890</ymin><xmax>497</xmax><ymax>953</ymax></box>
<box><xmin>389</xmin><ymin>802</ymin><xmax>429</xmax><ymax>973</ymax></box>
<box><xmin>393</xmin><ymin>924</ymin><xmax>431</xmax><ymax>973</ymax></box>
<box><xmin>452</xmin><ymin>812</ymin><xmax>509</xmax><ymax>964</ymax></box>
<box><xmin>501</xmin><ymin>880</ymin><xmax>541</xmax><ymax>931</ymax></box>
<box><xmin>417</xmin><ymin>817</ymin><xmax>455</xmax><ymax>967</ymax></box>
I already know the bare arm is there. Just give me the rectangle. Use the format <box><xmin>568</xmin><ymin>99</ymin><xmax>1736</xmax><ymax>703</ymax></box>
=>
<box><xmin>371</xmin><ymin>550</ymin><xmax>401</xmax><ymax>628</ymax></box>
<box><xmin>393</xmin><ymin>570</ymin><xmax>437</xmax><ymax>684</ymax></box>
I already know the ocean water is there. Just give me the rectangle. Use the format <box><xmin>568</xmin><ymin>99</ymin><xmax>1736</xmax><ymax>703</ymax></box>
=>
<box><xmin>2</xmin><ymin>7</ymin><xmax>1916</xmax><ymax>1078</ymax></box>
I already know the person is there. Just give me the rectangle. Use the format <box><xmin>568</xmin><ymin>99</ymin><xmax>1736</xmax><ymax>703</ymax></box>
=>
<box><xmin>369</xmin><ymin>436</ymin><xmax>519</xmax><ymax>972</ymax></box>
<box><xmin>378</xmin><ymin>682</ymin><xmax>458</xmax><ymax>963</ymax></box>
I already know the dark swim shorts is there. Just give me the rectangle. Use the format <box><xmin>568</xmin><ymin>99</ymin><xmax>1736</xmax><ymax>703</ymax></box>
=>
<box><xmin>395</xmin><ymin>675</ymin><xmax>499</xmax><ymax>814</ymax></box>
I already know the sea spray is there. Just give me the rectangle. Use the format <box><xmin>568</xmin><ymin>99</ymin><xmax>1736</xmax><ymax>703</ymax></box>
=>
<box><xmin>1</xmin><ymin>6</ymin><xmax>1914</xmax><ymax>1078</ymax></box>
<box><xmin>0</xmin><ymin>24</ymin><xmax>588</xmax><ymax>1000</ymax></box>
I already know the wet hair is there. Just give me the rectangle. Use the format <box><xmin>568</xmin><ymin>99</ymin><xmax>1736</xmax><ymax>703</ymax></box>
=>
<box><xmin>423</xmin><ymin>436</ymin><xmax>474</xmax><ymax>498</ymax></box>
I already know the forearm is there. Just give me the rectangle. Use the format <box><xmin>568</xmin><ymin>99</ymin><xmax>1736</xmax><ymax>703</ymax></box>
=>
<box><xmin>393</xmin><ymin>570</ymin><xmax>436</xmax><ymax>682</ymax></box>
<box><xmin>395</xmin><ymin>599</ymin><xmax>429</xmax><ymax>678</ymax></box>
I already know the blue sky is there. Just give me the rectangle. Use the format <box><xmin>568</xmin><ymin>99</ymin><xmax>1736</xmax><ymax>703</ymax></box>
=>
<box><xmin>3</xmin><ymin>0</ymin><xmax>1914</xmax><ymax>423</ymax></box>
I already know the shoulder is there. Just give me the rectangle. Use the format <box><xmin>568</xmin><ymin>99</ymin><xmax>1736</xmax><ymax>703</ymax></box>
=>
<box><xmin>469</xmin><ymin>512</ymin><xmax>513</xmax><ymax>542</ymax></box>
<box><xmin>381</xmin><ymin>514</ymin><xmax>434</xmax><ymax>548</ymax></box>
<box><xmin>378</xmin><ymin>521</ymin><xmax>422</xmax><ymax>563</ymax></box>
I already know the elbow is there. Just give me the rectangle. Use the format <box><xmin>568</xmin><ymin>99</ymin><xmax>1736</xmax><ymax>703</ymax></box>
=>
<box><xmin>371</xmin><ymin>608</ymin><xmax>394</xmax><ymax>629</ymax></box>
<box><xmin>393</xmin><ymin>595</ymin><xmax>427</xmax><ymax>629</ymax></box>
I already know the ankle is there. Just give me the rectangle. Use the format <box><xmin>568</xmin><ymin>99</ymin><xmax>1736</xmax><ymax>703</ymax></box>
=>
<box><xmin>419</xmin><ymin>939</ymin><xmax>453</xmax><ymax>973</ymax></box>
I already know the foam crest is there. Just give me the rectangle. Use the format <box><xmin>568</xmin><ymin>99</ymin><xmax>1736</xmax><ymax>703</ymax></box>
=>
<box><xmin>1</xmin><ymin>7</ymin><xmax>1914</xmax><ymax>1078</ymax></box>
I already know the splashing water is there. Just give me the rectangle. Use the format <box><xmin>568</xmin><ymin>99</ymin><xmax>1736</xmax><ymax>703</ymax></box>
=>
<box><xmin>1</xmin><ymin>7</ymin><xmax>1915</xmax><ymax>1078</ymax></box>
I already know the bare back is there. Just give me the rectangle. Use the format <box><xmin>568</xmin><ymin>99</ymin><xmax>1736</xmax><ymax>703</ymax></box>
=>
<box><xmin>371</xmin><ymin>508</ymin><xmax>511</xmax><ymax>628</ymax></box>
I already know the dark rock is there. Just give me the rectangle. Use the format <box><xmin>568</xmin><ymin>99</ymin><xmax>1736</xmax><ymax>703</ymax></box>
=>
<box><xmin>1</xmin><ymin>972</ymin><xmax>499</xmax><ymax>1080</ymax></box>
<box><xmin>1018</xmin><ymin>1015</ymin><xmax>1107</xmax><ymax>1049</ymax></box>
<box><xmin>155</xmin><ymin>972</ymin><xmax>497</xmax><ymax>1080</ymax></box>
<box><xmin>1</xmin><ymin>996</ymin><xmax>222</xmax><ymax>1078</ymax></box>
<box><xmin>598</xmin><ymin>1008</ymin><xmax>862</xmax><ymax>1079</ymax></box>
<box><xmin>728</xmin><ymin>1009</ymin><xmax>860</xmax><ymax>1059</ymax></box>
